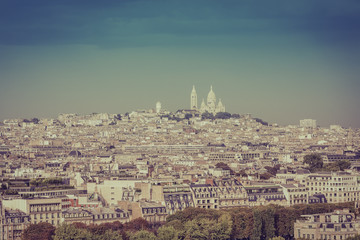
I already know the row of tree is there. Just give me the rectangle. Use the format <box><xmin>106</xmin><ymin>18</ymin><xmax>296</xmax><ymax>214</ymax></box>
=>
<box><xmin>303</xmin><ymin>154</ymin><xmax>351</xmax><ymax>173</ymax></box>
<box><xmin>22</xmin><ymin>202</ymin><xmax>355</xmax><ymax>240</ymax></box>
<box><xmin>201</xmin><ymin>112</ymin><xmax>240</xmax><ymax>120</ymax></box>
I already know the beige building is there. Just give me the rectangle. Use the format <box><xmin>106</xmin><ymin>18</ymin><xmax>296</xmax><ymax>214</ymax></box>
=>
<box><xmin>2</xmin><ymin>198</ymin><xmax>62</xmax><ymax>226</ymax></box>
<box><xmin>62</xmin><ymin>208</ymin><xmax>92</xmax><ymax>225</ymax></box>
<box><xmin>306</xmin><ymin>173</ymin><xmax>360</xmax><ymax>203</ymax></box>
<box><xmin>294</xmin><ymin>209</ymin><xmax>360</xmax><ymax>240</ymax></box>
<box><xmin>191</xmin><ymin>184</ymin><xmax>219</xmax><ymax>209</ymax></box>
<box><xmin>0</xmin><ymin>204</ymin><xmax>30</xmax><ymax>240</ymax></box>
<box><xmin>244</xmin><ymin>183</ymin><xmax>287</xmax><ymax>207</ymax></box>
<box><xmin>130</xmin><ymin>201</ymin><xmax>167</xmax><ymax>223</ymax></box>
<box><xmin>281</xmin><ymin>184</ymin><xmax>309</xmax><ymax>206</ymax></box>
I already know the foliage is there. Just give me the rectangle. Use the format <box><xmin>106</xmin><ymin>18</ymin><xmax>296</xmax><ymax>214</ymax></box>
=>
<box><xmin>87</xmin><ymin>222</ymin><xmax>123</xmax><ymax>235</ymax></box>
<box><xmin>215</xmin><ymin>162</ymin><xmax>234</xmax><ymax>175</ymax></box>
<box><xmin>185</xmin><ymin>113</ymin><xmax>193</xmax><ymax>120</ymax></box>
<box><xmin>93</xmin><ymin>230</ymin><xmax>123</xmax><ymax>240</ymax></box>
<box><xmin>30</xmin><ymin>177</ymin><xmax>64</xmax><ymax>187</ymax></box>
<box><xmin>23</xmin><ymin>118</ymin><xmax>39</xmax><ymax>124</ymax></box>
<box><xmin>128</xmin><ymin>230</ymin><xmax>156</xmax><ymax>240</ymax></box>
<box><xmin>157</xmin><ymin>226</ymin><xmax>179</xmax><ymax>240</ymax></box>
<box><xmin>265</xmin><ymin>165</ymin><xmax>281</xmax><ymax>176</ymax></box>
<box><xmin>22</xmin><ymin>222</ymin><xmax>55</xmax><ymax>240</ymax></box>
<box><xmin>303</xmin><ymin>154</ymin><xmax>323</xmax><ymax>172</ymax></box>
<box><xmin>4</xmin><ymin>189</ymin><xmax>18</xmax><ymax>195</ymax></box>
<box><xmin>215</xmin><ymin>112</ymin><xmax>232</xmax><ymax>119</ymax></box>
<box><xmin>231</xmin><ymin>113</ymin><xmax>241</xmax><ymax>118</ymax></box>
<box><xmin>53</xmin><ymin>223</ymin><xmax>91</xmax><ymax>240</ymax></box>
<box><xmin>259</xmin><ymin>172</ymin><xmax>273</xmax><ymax>180</ymax></box>
<box><xmin>269</xmin><ymin>237</ymin><xmax>285</xmax><ymax>240</ymax></box>
<box><xmin>201</xmin><ymin>111</ymin><xmax>214</xmax><ymax>120</ymax></box>
<box><xmin>254</xmin><ymin>118</ymin><xmax>268</xmax><ymax>126</ymax></box>
<box><xmin>123</xmin><ymin>218</ymin><xmax>151</xmax><ymax>233</ymax></box>
<box><xmin>228</xmin><ymin>207</ymin><xmax>253</xmax><ymax>239</ymax></box>
<box><xmin>324</xmin><ymin>160</ymin><xmax>351</xmax><ymax>171</ymax></box>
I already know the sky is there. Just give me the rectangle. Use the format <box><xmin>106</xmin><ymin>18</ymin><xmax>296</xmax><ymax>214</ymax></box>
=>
<box><xmin>0</xmin><ymin>0</ymin><xmax>360</xmax><ymax>128</ymax></box>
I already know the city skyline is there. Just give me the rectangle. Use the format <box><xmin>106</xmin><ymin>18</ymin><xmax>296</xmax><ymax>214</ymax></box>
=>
<box><xmin>1</xmin><ymin>0</ymin><xmax>360</xmax><ymax>128</ymax></box>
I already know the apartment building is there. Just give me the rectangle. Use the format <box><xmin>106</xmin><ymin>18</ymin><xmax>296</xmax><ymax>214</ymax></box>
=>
<box><xmin>306</xmin><ymin>173</ymin><xmax>360</xmax><ymax>203</ymax></box>
<box><xmin>294</xmin><ymin>209</ymin><xmax>360</xmax><ymax>240</ymax></box>
<box><xmin>2</xmin><ymin>198</ymin><xmax>62</xmax><ymax>226</ymax></box>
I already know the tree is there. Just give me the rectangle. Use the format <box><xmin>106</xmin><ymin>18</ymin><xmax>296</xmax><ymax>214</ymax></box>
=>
<box><xmin>185</xmin><ymin>113</ymin><xmax>192</xmax><ymax>120</ymax></box>
<box><xmin>215</xmin><ymin>162</ymin><xmax>234</xmax><ymax>175</ymax></box>
<box><xmin>259</xmin><ymin>172</ymin><xmax>273</xmax><ymax>180</ymax></box>
<box><xmin>324</xmin><ymin>160</ymin><xmax>351</xmax><ymax>172</ymax></box>
<box><xmin>93</xmin><ymin>230</ymin><xmax>123</xmax><ymax>240</ymax></box>
<box><xmin>53</xmin><ymin>223</ymin><xmax>91</xmax><ymax>240</ymax></box>
<box><xmin>183</xmin><ymin>218</ymin><xmax>213</xmax><ymax>240</ymax></box>
<box><xmin>115</xmin><ymin>114</ymin><xmax>122</xmax><ymax>121</ymax></box>
<box><xmin>157</xmin><ymin>226</ymin><xmax>179</xmax><ymax>240</ymax></box>
<box><xmin>210</xmin><ymin>213</ymin><xmax>232</xmax><ymax>240</ymax></box>
<box><xmin>265</xmin><ymin>165</ymin><xmax>280</xmax><ymax>176</ymax></box>
<box><xmin>201</xmin><ymin>111</ymin><xmax>214</xmax><ymax>120</ymax></box>
<box><xmin>215</xmin><ymin>112</ymin><xmax>231</xmax><ymax>119</ymax></box>
<box><xmin>124</xmin><ymin>218</ymin><xmax>150</xmax><ymax>232</ymax></box>
<box><xmin>303</xmin><ymin>154</ymin><xmax>323</xmax><ymax>172</ymax></box>
<box><xmin>128</xmin><ymin>230</ymin><xmax>156</xmax><ymax>240</ymax></box>
<box><xmin>31</xmin><ymin>118</ymin><xmax>40</xmax><ymax>124</ymax></box>
<box><xmin>269</xmin><ymin>237</ymin><xmax>285</xmax><ymax>240</ymax></box>
<box><xmin>22</xmin><ymin>223</ymin><xmax>55</xmax><ymax>240</ymax></box>
<box><xmin>251</xmin><ymin>209</ymin><xmax>262</xmax><ymax>240</ymax></box>
<box><xmin>231</xmin><ymin>113</ymin><xmax>241</xmax><ymax>118</ymax></box>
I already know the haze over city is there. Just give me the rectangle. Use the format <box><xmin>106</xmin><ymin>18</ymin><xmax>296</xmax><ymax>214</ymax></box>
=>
<box><xmin>1</xmin><ymin>0</ymin><xmax>359</xmax><ymax>127</ymax></box>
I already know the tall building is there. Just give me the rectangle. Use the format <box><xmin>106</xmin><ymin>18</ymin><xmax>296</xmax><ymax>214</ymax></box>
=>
<box><xmin>190</xmin><ymin>85</ymin><xmax>198</xmax><ymax>110</ymax></box>
<box><xmin>156</xmin><ymin>101</ymin><xmax>161</xmax><ymax>114</ymax></box>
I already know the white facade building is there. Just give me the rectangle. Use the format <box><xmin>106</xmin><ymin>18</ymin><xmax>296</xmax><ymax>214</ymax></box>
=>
<box><xmin>190</xmin><ymin>85</ymin><xmax>225</xmax><ymax>114</ymax></box>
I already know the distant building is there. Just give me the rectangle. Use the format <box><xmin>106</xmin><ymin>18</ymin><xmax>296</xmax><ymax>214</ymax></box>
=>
<box><xmin>156</xmin><ymin>101</ymin><xmax>161</xmax><ymax>114</ymax></box>
<box><xmin>0</xmin><ymin>202</ymin><xmax>30</xmax><ymax>240</ymax></box>
<box><xmin>305</xmin><ymin>172</ymin><xmax>359</xmax><ymax>204</ymax></box>
<box><xmin>294</xmin><ymin>209</ymin><xmax>360</xmax><ymax>240</ymax></box>
<box><xmin>190</xmin><ymin>86</ymin><xmax>225</xmax><ymax>114</ymax></box>
<box><xmin>300</xmin><ymin>119</ymin><xmax>317</xmax><ymax>128</ymax></box>
<box><xmin>2</xmin><ymin>198</ymin><xmax>62</xmax><ymax>226</ymax></box>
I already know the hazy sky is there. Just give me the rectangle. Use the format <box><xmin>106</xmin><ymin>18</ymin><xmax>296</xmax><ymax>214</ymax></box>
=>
<box><xmin>1</xmin><ymin>0</ymin><xmax>359</xmax><ymax>127</ymax></box>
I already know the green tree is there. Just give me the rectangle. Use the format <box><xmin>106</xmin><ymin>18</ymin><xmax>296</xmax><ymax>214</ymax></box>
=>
<box><xmin>157</xmin><ymin>225</ymin><xmax>179</xmax><ymax>240</ymax></box>
<box><xmin>210</xmin><ymin>213</ymin><xmax>232</xmax><ymax>240</ymax></box>
<box><xmin>263</xmin><ymin>207</ymin><xmax>276</xmax><ymax>240</ymax></box>
<box><xmin>93</xmin><ymin>230</ymin><xmax>123</xmax><ymax>240</ymax></box>
<box><xmin>124</xmin><ymin>218</ymin><xmax>150</xmax><ymax>232</ymax></box>
<box><xmin>201</xmin><ymin>111</ymin><xmax>214</xmax><ymax>120</ymax></box>
<box><xmin>251</xmin><ymin>209</ymin><xmax>262</xmax><ymax>240</ymax></box>
<box><xmin>22</xmin><ymin>223</ymin><xmax>55</xmax><ymax>240</ymax></box>
<box><xmin>269</xmin><ymin>237</ymin><xmax>285</xmax><ymax>240</ymax></box>
<box><xmin>215</xmin><ymin>162</ymin><xmax>234</xmax><ymax>175</ymax></box>
<box><xmin>184</xmin><ymin>218</ymin><xmax>212</xmax><ymax>240</ymax></box>
<box><xmin>215</xmin><ymin>112</ymin><xmax>231</xmax><ymax>119</ymax></box>
<box><xmin>185</xmin><ymin>113</ymin><xmax>193</xmax><ymax>120</ymax></box>
<box><xmin>53</xmin><ymin>223</ymin><xmax>91</xmax><ymax>240</ymax></box>
<box><xmin>303</xmin><ymin>154</ymin><xmax>323</xmax><ymax>172</ymax></box>
<box><xmin>229</xmin><ymin>208</ymin><xmax>253</xmax><ymax>240</ymax></box>
<box><xmin>324</xmin><ymin>160</ymin><xmax>351</xmax><ymax>171</ymax></box>
<box><xmin>128</xmin><ymin>230</ymin><xmax>156</xmax><ymax>240</ymax></box>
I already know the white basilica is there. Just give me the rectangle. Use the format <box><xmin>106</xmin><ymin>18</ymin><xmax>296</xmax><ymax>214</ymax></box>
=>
<box><xmin>190</xmin><ymin>85</ymin><xmax>225</xmax><ymax>114</ymax></box>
